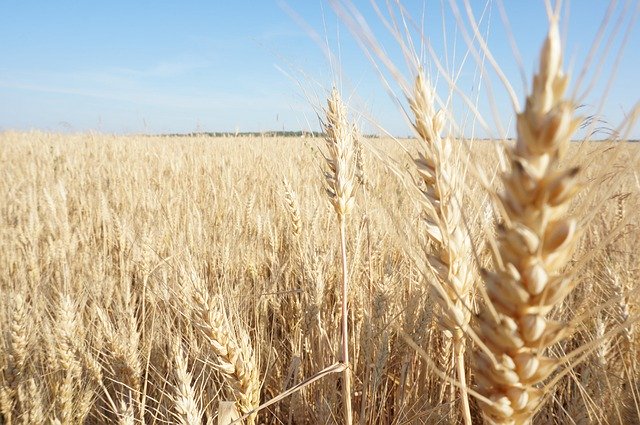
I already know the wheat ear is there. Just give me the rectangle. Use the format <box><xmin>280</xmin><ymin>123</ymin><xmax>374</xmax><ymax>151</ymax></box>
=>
<box><xmin>17</xmin><ymin>378</ymin><xmax>44</xmax><ymax>425</ymax></box>
<box><xmin>191</xmin><ymin>290</ymin><xmax>260</xmax><ymax>423</ymax></box>
<box><xmin>282</xmin><ymin>179</ymin><xmax>302</xmax><ymax>240</ymax></box>
<box><xmin>474</xmin><ymin>17</ymin><xmax>582</xmax><ymax>424</ymax></box>
<box><xmin>6</xmin><ymin>294</ymin><xmax>29</xmax><ymax>389</ymax></box>
<box><xmin>0</xmin><ymin>293</ymin><xmax>30</xmax><ymax>424</ymax></box>
<box><xmin>172</xmin><ymin>340</ymin><xmax>202</xmax><ymax>425</ymax></box>
<box><xmin>54</xmin><ymin>294</ymin><xmax>83</xmax><ymax>424</ymax></box>
<box><xmin>408</xmin><ymin>70</ymin><xmax>474</xmax><ymax>425</ymax></box>
<box><xmin>322</xmin><ymin>87</ymin><xmax>357</xmax><ymax>424</ymax></box>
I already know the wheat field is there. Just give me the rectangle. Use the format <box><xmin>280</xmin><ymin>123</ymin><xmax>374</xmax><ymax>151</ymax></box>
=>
<box><xmin>2</xmin><ymin>1</ymin><xmax>640</xmax><ymax>424</ymax></box>
<box><xmin>0</xmin><ymin>128</ymin><xmax>638</xmax><ymax>424</ymax></box>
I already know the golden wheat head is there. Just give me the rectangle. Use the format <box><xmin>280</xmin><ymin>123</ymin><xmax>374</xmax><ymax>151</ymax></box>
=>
<box><xmin>474</xmin><ymin>17</ymin><xmax>583</xmax><ymax>425</ymax></box>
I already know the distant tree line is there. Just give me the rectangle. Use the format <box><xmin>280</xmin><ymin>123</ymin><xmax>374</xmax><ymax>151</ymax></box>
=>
<box><xmin>159</xmin><ymin>131</ymin><xmax>388</xmax><ymax>138</ymax></box>
<box><xmin>161</xmin><ymin>131</ymin><xmax>316</xmax><ymax>138</ymax></box>
<box><xmin>157</xmin><ymin>131</ymin><xmax>637</xmax><ymax>142</ymax></box>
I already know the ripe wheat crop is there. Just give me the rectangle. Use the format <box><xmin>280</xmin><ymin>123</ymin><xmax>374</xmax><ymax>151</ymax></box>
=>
<box><xmin>1</xmin><ymin>1</ymin><xmax>639</xmax><ymax>424</ymax></box>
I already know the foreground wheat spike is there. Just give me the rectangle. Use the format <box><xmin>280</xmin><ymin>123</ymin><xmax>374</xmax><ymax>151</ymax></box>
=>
<box><xmin>322</xmin><ymin>88</ymin><xmax>357</xmax><ymax>425</ymax></box>
<box><xmin>191</xmin><ymin>290</ymin><xmax>260</xmax><ymax>423</ymax></box>
<box><xmin>172</xmin><ymin>340</ymin><xmax>202</xmax><ymax>425</ymax></box>
<box><xmin>323</xmin><ymin>88</ymin><xmax>357</xmax><ymax>218</ymax></box>
<box><xmin>408</xmin><ymin>71</ymin><xmax>474</xmax><ymax>424</ymax></box>
<box><xmin>474</xmin><ymin>17</ymin><xmax>582</xmax><ymax>425</ymax></box>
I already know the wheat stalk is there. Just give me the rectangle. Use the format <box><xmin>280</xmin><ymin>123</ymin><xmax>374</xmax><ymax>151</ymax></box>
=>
<box><xmin>322</xmin><ymin>87</ymin><xmax>358</xmax><ymax>425</ymax></box>
<box><xmin>474</xmin><ymin>16</ymin><xmax>583</xmax><ymax>424</ymax></box>
<box><xmin>408</xmin><ymin>70</ymin><xmax>475</xmax><ymax>424</ymax></box>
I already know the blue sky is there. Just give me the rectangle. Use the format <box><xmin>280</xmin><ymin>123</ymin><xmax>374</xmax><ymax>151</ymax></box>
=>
<box><xmin>0</xmin><ymin>1</ymin><xmax>638</xmax><ymax>138</ymax></box>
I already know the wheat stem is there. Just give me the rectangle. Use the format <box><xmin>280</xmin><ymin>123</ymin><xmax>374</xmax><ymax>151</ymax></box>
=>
<box><xmin>340</xmin><ymin>216</ymin><xmax>352</xmax><ymax>425</ymax></box>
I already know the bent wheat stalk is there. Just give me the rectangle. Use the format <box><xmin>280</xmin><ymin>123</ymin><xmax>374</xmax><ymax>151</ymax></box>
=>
<box><xmin>408</xmin><ymin>71</ymin><xmax>474</xmax><ymax>425</ymax></box>
<box><xmin>322</xmin><ymin>88</ymin><xmax>358</xmax><ymax>425</ymax></box>
<box><xmin>474</xmin><ymin>16</ymin><xmax>583</xmax><ymax>425</ymax></box>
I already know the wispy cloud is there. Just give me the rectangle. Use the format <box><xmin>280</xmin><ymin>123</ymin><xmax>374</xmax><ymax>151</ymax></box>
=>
<box><xmin>0</xmin><ymin>76</ymin><xmax>295</xmax><ymax>112</ymax></box>
<box><xmin>256</xmin><ymin>27</ymin><xmax>306</xmax><ymax>42</ymax></box>
<box><xmin>0</xmin><ymin>58</ymin><xmax>214</xmax><ymax>106</ymax></box>
<box><xmin>107</xmin><ymin>60</ymin><xmax>212</xmax><ymax>78</ymax></box>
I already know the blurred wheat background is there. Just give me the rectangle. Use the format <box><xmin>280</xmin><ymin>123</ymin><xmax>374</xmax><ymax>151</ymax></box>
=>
<box><xmin>0</xmin><ymin>129</ymin><xmax>638</xmax><ymax>424</ymax></box>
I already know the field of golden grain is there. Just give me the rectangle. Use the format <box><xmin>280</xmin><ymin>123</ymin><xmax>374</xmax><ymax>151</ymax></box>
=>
<box><xmin>0</xmin><ymin>128</ymin><xmax>638</xmax><ymax>424</ymax></box>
